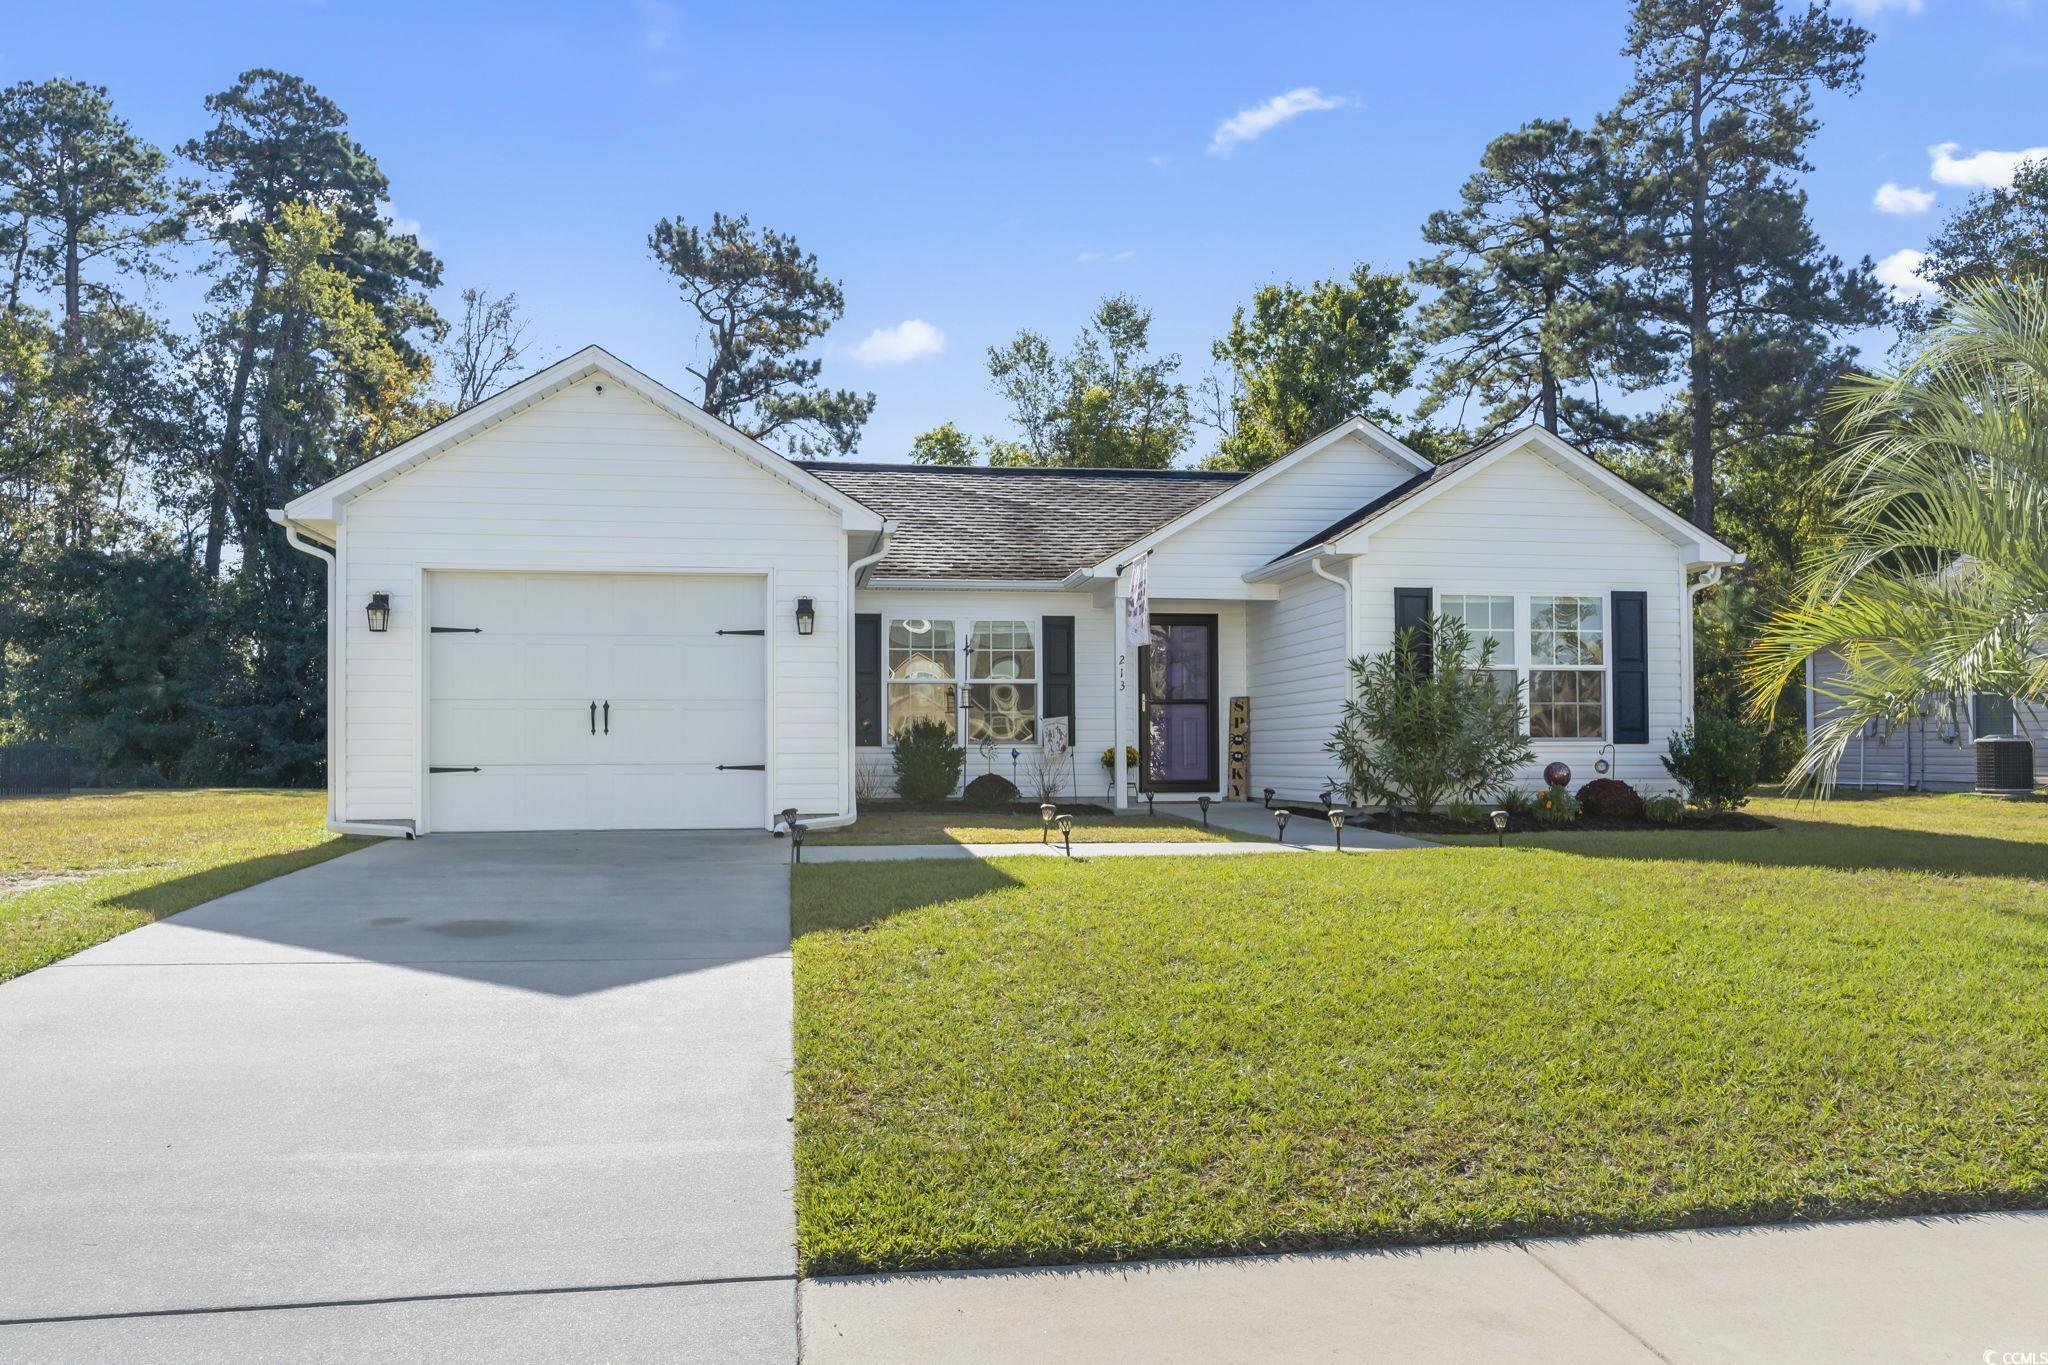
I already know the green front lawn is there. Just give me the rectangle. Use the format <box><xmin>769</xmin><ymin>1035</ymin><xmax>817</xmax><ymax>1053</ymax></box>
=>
<box><xmin>792</xmin><ymin>792</ymin><xmax>2048</xmax><ymax>1274</ymax></box>
<box><xmin>1</xmin><ymin>789</ymin><xmax>363</xmax><ymax>982</ymax></box>
<box><xmin>810</xmin><ymin>806</ymin><xmax>1250</xmax><ymax>845</ymax></box>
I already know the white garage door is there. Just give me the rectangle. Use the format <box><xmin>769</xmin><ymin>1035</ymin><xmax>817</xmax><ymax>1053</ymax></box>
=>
<box><xmin>425</xmin><ymin>572</ymin><xmax>768</xmax><ymax>832</ymax></box>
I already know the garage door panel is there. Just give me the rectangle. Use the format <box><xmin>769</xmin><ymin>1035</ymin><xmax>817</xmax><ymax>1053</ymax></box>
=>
<box><xmin>431</xmin><ymin>638</ymin><xmax>524</xmax><ymax>700</ymax></box>
<box><xmin>426</xmin><ymin>572</ymin><xmax>769</xmax><ymax>832</ymax></box>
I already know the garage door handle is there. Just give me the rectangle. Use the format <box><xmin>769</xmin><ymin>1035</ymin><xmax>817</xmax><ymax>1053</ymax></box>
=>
<box><xmin>430</xmin><ymin>766</ymin><xmax>481</xmax><ymax>774</ymax></box>
<box><xmin>717</xmin><ymin>764</ymin><xmax>766</xmax><ymax>771</ymax></box>
<box><xmin>603</xmin><ymin>701</ymin><xmax>610</xmax><ymax>734</ymax></box>
<box><xmin>717</xmin><ymin>628</ymin><xmax>765</xmax><ymax>636</ymax></box>
<box><xmin>589</xmin><ymin>701</ymin><xmax>597</xmax><ymax>734</ymax></box>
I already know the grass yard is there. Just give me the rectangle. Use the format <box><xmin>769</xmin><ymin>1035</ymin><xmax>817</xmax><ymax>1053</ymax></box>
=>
<box><xmin>792</xmin><ymin>791</ymin><xmax>2048</xmax><ymax>1275</ymax></box>
<box><xmin>809</xmin><ymin>807</ymin><xmax>1251</xmax><ymax>845</ymax></box>
<box><xmin>1</xmin><ymin>789</ymin><xmax>362</xmax><ymax>982</ymax></box>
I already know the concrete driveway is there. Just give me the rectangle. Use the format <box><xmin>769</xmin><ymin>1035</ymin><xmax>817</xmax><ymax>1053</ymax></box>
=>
<box><xmin>0</xmin><ymin>830</ymin><xmax>797</xmax><ymax>1363</ymax></box>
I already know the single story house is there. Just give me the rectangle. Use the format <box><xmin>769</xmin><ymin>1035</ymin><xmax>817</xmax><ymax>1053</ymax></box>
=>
<box><xmin>273</xmin><ymin>346</ymin><xmax>1741</xmax><ymax>835</ymax></box>
<box><xmin>1805</xmin><ymin>648</ymin><xmax>2045</xmax><ymax>791</ymax></box>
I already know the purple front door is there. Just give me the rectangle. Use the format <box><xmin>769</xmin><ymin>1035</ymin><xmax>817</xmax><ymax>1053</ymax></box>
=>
<box><xmin>1140</xmin><ymin>615</ymin><xmax>1218</xmax><ymax>791</ymax></box>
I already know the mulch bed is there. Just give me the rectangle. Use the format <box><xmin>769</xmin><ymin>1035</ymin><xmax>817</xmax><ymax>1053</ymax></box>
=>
<box><xmin>1377</xmin><ymin>810</ymin><xmax>1775</xmax><ymax>836</ymax></box>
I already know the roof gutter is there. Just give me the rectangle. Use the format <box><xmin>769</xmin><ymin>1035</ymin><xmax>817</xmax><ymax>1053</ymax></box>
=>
<box><xmin>270</xmin><ymin>510</ymin><xmax>413</xmax><ymax>840</ymax></box>
<box><xmin>1244</xmin><ymin>544</ymin><xmax>1348</xmax><ymax>585</ymax></box>
<box><xmin>806</xmin><ymin>522</ymin><xmax>896</xmax><ymax>832</ymax></box>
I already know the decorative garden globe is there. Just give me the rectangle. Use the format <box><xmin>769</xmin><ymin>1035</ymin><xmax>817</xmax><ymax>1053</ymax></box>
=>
<box><xmin>1543</xmin><ymin>760</ymin><xmax>1572</xmax><ymax>788</ymax></box>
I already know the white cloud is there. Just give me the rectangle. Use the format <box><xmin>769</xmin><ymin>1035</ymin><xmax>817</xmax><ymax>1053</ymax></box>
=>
<box><xmin>379</xmin><ymin>200</ymin><xmax>433</xmax><ymax>249</ymax></box>
<box><xmin>849</xmin><ymin>319</ymin><xmax>945</xmax><ymax>365</ymax></box>
<box><xmin>1076</xmin><ymin>249</ymin><xmax>1136</xmax><ymax>264</ymax></box>
<box><xmin>638</xmin><ymin>0</ymin><xmax>679</xmax><ymax>52</ymax></box>
<box><xmin>1841</xmin><ymin>0</ymin><xmax>1924</xmax><ymax>15</ymax></box>
<box><xmin>1206</xmin><ymin>86</ymin><xmax>1351</xmax><ymax>158</ymax></box>
<box><xmin>1876</xmin><ymin>247</ymin><xmax>1938</xmax><ymax>300</ymax></box>
<box><xmin>1873</xmin><ymin>182</ymin><xmax>1935</xmax><ymax>214</ymax></box>
<box><xmin>1929</xmin><ymin>140</ymin><xmax>2048</xmax><ymax>189</ymax></box>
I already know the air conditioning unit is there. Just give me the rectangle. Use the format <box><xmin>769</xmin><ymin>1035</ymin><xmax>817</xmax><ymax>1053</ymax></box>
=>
<box><xmin>1974</xmin><ymin>736</ymin><xmax>2036</xmax><ymax>798</ymax></box>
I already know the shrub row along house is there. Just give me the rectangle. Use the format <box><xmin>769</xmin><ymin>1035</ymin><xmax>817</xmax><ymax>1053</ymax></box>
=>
<box><xmin>272</xmin><ymin>347</ymin><xmax>1742</xmax><ymax>835</ymax></box>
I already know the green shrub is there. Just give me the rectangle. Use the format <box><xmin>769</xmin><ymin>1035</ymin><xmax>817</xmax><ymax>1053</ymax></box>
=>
<box><xmin>892</xmin><ymin>720</ymin><xmax>966</xmax><ymax>802</ymax></box>
<box><xmin>1643</xmin><ymin>792</ymin><xmax>1685</xmax><ymax>824</ymax></box>
<box><xmin>1663</xmin><ymin>709</ymin><xmax>1763</xmax><ymax>812</ymax></box>
<box><xmin>963</xmin><ymin>772</ymin><xmax>1019</xmax><ymax>807</ymax></box>
<box><xmin>1575</xmin><ymin>777</ymin><xmax>1644</xmax><ymax>820</ymax></box>
<box><xmin>1499</xmin><ymin>787</ymin><xmax>1537</xmax><ymax>819</ymax></box>
<box><xmin>1533</xmin><ymin>783</ymin><xmax>1580</xmax><ymax>825</ymax></box>
<box><xmin>1326</xmin><ymin>615</ymin><xmax>1534</xmax><ymax>816</ymax></box>
<box><xmin>1444</xmin><ymin>798</ymin><xmax>1488</xmax><ymax>826</ymax></box>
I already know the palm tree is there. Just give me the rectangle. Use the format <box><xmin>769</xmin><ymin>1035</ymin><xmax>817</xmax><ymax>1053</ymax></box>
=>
<box><xmin>1747</xmin><ymin>274</ymin><xmax>2048</xmax><ymax>790</ymax></box>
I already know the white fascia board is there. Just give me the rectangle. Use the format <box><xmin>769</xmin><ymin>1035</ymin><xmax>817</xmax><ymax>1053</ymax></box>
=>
<box><xmin>1078</xmin><ymin>417</ymin><xmax>1431</xmax><ymax>577</ymax></box>
<box><xmin>1325</xmin><ymin>427</ymin><xmax>1743</xmax><ymax>563</ymax></box>
<box><xmin>863</xmin><ymin>577</ymin><xmax>1080</xmax><ymax>592</ymax></box>
<box><xmin>283</xmin><ymin>345</ymin><xmax>884</xmax><ymax>532</ymax></box>
<box><xmin>1243</xmin><ymin>546</ymin><xmax>1355</xmax><ymax>585</ymax></box>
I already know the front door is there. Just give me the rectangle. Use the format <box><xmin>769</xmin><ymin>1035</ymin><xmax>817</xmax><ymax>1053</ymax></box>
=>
<box><xmin>1139</xmin><ymin>614</ymin><xmax>1219</xmax><ymax>793</ymax></box>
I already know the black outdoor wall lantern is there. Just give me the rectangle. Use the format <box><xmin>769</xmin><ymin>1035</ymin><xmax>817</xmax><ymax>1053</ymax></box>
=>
<box><xmin>794</xmin><ymin>597</ymin><xmax>816</xmax><ymax>636</ymax></box>
<box><xmin>366</xmin><ymin>592</ymin><xmax>391</xmax><ymax>633</ymax></box>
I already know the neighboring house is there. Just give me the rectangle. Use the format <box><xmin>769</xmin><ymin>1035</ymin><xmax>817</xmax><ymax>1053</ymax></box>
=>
<box><xmin>274</xmin><ymin>346</ymin><xmax>1742</xmax><ymax>835</ymax></box>
<box><xmin>1804</xmin><ymin>647</ymin><xmax>2045</xmax><ymax>790</ymax></box>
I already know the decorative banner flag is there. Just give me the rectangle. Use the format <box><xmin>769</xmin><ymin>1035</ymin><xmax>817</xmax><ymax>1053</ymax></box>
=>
<box><xmin>1124</xmin><ymin>553</ymin><xmax>1150</xmax><ymax>646</ymax></box>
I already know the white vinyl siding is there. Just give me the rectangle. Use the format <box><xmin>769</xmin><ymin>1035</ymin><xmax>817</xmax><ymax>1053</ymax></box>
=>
<box><xmin>335</xmin><ymin>376</ymin><xmax>846</xmax><ymax>828</ymax></box>
<box><xmin>1348</xmin><ymin>446</ymin><xmax>1689</xmax><ymax>794</ymax></box>
<box><xmin>1244</xmin><ymin>570</ymin><xmax>1349</xmax><ymax>801</ymax></box>
<box><xmin>1138</xmin><ymin>432</ymin><xmax>1417</xmax><ymax>599</ymax></box>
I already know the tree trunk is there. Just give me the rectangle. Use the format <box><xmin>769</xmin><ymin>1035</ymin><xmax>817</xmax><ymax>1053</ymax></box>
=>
<box><xmin>1686</xmin><ymin>62</ymin><xmax>1715</xmax><ymax>534</ymax></box>
<box><xmin>204</xmin><ymin>263</ymin><xmax>271</xmax><ymax>579</ymax></box>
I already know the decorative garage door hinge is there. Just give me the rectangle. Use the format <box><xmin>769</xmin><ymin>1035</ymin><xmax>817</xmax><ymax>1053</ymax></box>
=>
<box><xmin>429</xmin><ymin>766</ymin><xmax>481</xmax><ymax>773</ymax></box>
<box><xmin>716</xmin><ymin>763</ymin><xmax>766</xmax><ymax>771</ymax></box>
<box><xmin>716</xmin><ymin>628</ymin><xmax>765</xmax><ymax>636</ymax></box>
<box><xmin>431</xmin><ymin>626</ymin><xmax>483</xmax><ymax>634</ymax></box>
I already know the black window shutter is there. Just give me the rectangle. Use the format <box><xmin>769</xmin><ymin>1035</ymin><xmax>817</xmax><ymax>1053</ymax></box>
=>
<box><xmin>1043</xmin><ymin>615</ymin><xmax>1076</xmax><ymax>743</ymax></box>
<box><xmin>854</xmin><ymin>614</ymin><xmax>881</xmax><ymax>747</ymax></box>
<box><xmin>1394</xmin><ymin>587</ymin><xmax>1432</xmax><ymax>675</ymax></box>
<box><xmin>1612</xmin><ymin>591</ymin><xmax>1648</xmax><ymax>744</ymax></box>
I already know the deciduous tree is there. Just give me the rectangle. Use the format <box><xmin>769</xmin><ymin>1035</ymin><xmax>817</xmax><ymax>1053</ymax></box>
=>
<box><xmin>986</xmin><ymin>294</ymin><xmax>1190</xmax><ymax>468</ymax></box>
<box><xmin>1203</xmin><ymin>264</ymin><xmax>1413</xmax><ymax>470</ymax></box>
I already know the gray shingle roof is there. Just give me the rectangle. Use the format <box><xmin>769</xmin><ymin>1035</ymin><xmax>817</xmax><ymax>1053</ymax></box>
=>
<box><xmin>796</xmin><ymin>462</ymin><xmax>1244</xmax><ymax>581</ymax></box>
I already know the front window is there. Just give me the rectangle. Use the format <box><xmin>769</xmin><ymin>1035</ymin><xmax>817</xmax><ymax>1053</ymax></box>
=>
<box><xmin>887</xmin><ymin>618</ymin><xmax>955</xmax><ymax>740</ymax></box>
<box><xmin>1441</xmin><ymin>593</ymin><xmax>1518</xmax><ymax>701</ymax></box>
<box><xmin>966</xmin><ymin>619</ymin><xmax>1037</xmax><ymax>742</ymax></box>
<box><xmin>1528</xmin><ymin>595</ymin><xmax>1605</xmax><ymax>738</ymax></box>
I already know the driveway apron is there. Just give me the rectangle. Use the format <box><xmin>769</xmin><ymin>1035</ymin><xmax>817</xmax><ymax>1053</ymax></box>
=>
<box><xmin>0</xmin><ymin>830</ymin><xmax>796</xmax><ymax>1363</ymax></box>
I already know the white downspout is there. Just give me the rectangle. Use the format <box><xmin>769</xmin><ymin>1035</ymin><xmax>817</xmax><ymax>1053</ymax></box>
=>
<box><xmin>277</xmin><ymin>518</ymin><xmax>411</xmax><ymax>839</ymax></box>
<box><xmin>1685</xmin><ymin>565</ymin><xmax>1725</xmax><ymax>727</ymax></box>
<box><xmin>1114</xmin><ymin>577</ymin><xmax>1130</xmax><ymax>810</ymax></box>
<box><xmin>805</xmin><ymin>523</ymin><xmax>894</xmax><ymax>831</ymax></box>
<box><xmin>1309</xmin><ymin>554</ymin><xmax>1356</xmax><ymax>681</ymax></box>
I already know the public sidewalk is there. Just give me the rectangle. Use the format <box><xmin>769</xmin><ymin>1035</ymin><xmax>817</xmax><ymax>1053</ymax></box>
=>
<box><xmin>801</xmin><ymin>1210</ymin><xmax>2048</xmax><ymax>1363</ymax></box>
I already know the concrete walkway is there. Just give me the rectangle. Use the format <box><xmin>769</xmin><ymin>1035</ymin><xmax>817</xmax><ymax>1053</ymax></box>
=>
<box><xmin>0</xmin><ymin>831</ymin><xmax>797</xmax><ymax>1364</ymax></box>
<box><xmin>802</xmin><ymin>1211</ymin><xmax>2048</xmax><ymax>1363</ymax></box>
<box><xmin>1156</xmin><ymin>798</ymin><xmax>1430</xmax><ymax>850</ymax></box>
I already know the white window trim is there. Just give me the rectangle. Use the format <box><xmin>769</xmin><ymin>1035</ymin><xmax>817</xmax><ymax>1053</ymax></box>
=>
<box><xmin>881</xmin><ymin>614</ymin><xmax>1045</xmax><ymax>747</ymax></box>
<box><xmin>1436</xmin><ymin>589</ymin><xmax>1611</xmax><ymax>743</ymax></box>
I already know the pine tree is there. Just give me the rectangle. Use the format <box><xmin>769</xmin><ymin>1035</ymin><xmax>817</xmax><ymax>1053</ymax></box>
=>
<box><xmin>1599</xmin><ymin>0</ymin><xmax>1885</xmax><ymax>532</ymax></box>
<box><xmin>1411</xmin><ymin>119</ymin><xmax>1645</xmax><ymax>444</ymax></box>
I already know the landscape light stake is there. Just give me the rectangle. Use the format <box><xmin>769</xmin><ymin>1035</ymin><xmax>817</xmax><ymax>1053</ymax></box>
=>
<box><xmin>789</xmin><ymin>823</ymin><xmax>807</xmax><ymax>865</ymax></box>
<box><xmin>1197</xmin><ymin>796</ymin><xmax>1211</xmax><ymax>829</ymax></box>
<box><xmin>1327</xmin><ymin>807</ymin><xmax>1346</xmax><ymax>851</ymax></box>
<box><xmin>1490</xmin><ymin>809</ymin><xmax>1509</xmax><ymax>848</ymax></box>
<box><xmin>1274</xmin><ymin>808</ymin><xmax>1290</xmax><ymax>843</ymax></box>
<box><xmin>1056</xmin><ymin>813</ymin><xmax>1074</xmax><ymax>858</ymax></box>
<box><xmin>1040</xmin><ymin>803</ymin><xmax>1057</xmax><ymax>845</ymax></box>
<box><xmin>1145</xmin><ymin>790</ymin><xmax>1155</xmax><ymax>817</ymax></box>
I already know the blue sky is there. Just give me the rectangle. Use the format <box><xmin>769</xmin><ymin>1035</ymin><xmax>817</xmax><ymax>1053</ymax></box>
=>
<box><xmin>7</xmin><ymin>0</ymin><xmax>2044</xmax><ymax>461</ymax></box>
